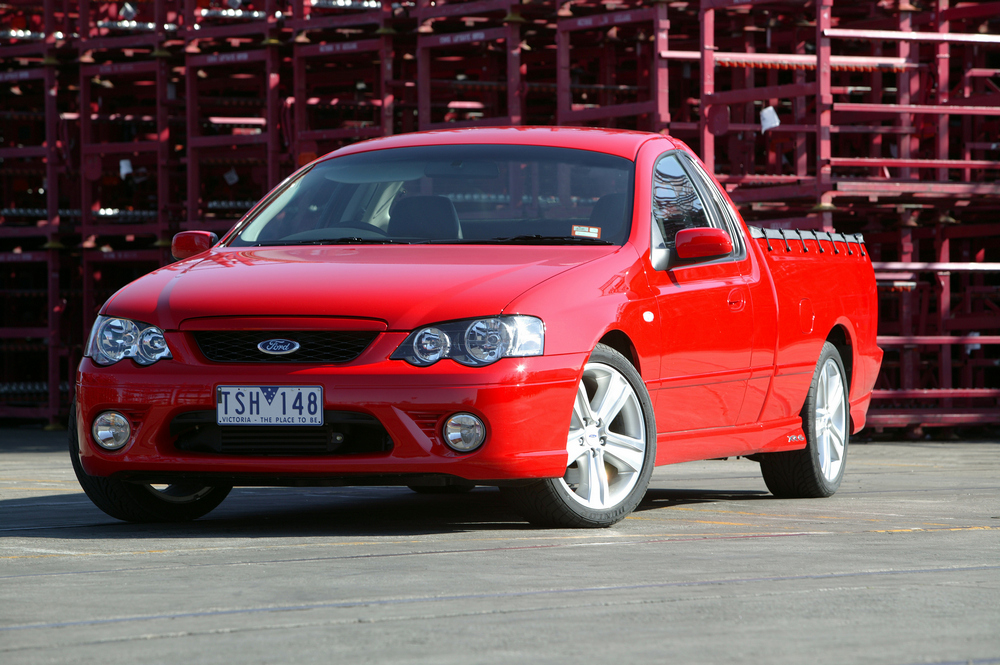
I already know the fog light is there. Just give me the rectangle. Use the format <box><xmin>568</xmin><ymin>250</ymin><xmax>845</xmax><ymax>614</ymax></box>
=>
<box><xmin>92</xmin><ymin>411</ymin><xmax>131</xmax><ymax>451</ymax></box>
<box><xmin>443</xmin><ymin>413</ymin><xmax>486</xmax><ymax>452</ymax></box>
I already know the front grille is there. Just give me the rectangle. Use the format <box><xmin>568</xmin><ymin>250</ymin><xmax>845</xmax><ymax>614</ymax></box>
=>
<box><xmin>194</xmin><ymin>331</ymin><xmax>377</xmax><ymax>363</ymax></box>
<box><xmin>172</xmin><ymin>410</ymin><xmax>394</xmax><ymax>457</ymax></box>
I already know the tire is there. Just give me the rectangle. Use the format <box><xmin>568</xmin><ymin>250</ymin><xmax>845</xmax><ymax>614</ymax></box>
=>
<box><xmin>69</xmin><ymin>403</ymin><xmax>232</xmax><ymax>522</ymax></box>
<box><xmin>501</xmin><ymin>344</ymin><xmax>656</xmax><ymax>528</ymax></box>
<box><xmin>759</xmin><ymin>341</ymin><xmax>849</xmax><ymax>498</ymax></box>
<box><xmin>407</xmin><ymin>484</ymin><xmax>475</xmax><ymax>495</ymax></box>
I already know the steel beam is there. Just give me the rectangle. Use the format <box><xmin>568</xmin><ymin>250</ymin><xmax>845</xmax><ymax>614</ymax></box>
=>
<box><xmin>824</xmin><ymin>28</ymin><xmax>1000</xmax><ymax>45</ymax></box>
<box><xmin>834</xmin><ymin>102</ymin><xmax>1000</xmax><ymax>116</ymax></box>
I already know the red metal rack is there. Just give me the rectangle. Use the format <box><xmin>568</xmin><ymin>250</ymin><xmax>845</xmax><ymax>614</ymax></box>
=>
<box><xmin>77</xmin><ymin>0</ymin><xmax>183</xmax><ymax>55</ymax></box>
<box><xmin>556</xmin><ymin>4</ymin><xmax>669</xmax><ymax>131</ymax></box>
<box><xmin>288</xmin><ymin>1</ymin><xmax>402</xmax><ymax>163</ymax></box>
<box><xmin>74</xmin><ymin>1</ymin><xmax>189</xmax><ymax>367</ymax></box>
<box><xmin>698</xmin><ymin>0</ymin><xmax>1000</xmax><ymax>429</ymax></box>
<box><xmin>0</xmin><ymin>248</ymin><xmax>78</xmax><ymax>420</ymax></box>
<box><xmin>78</xmin><ymin>56</ymin><xmax>183</xmax><ymax>246</ymax></box>
<box><xmin>80</xmin><ymin>247</ymin><xmax>169</xmax><ymax>329</ymax></box>
<box><xmin>2</xmin><ymin>0</ymin><xmax>999</xmax><ymax>429</ymax></box>
<box><xmin>868</xmin><ymin>224</ymin><xmax>1000</xmax><ymax>428</ymax></box>
<box><xmin>413</xmin><ymin>0</ymin><xmax>556</xmax><ymax>129</ymax></box>
<box><xmin>183</xmin><ymin>46</ymin><xmax>289</xmax><ymax>231</ymax></box>
<box><xmin>182</xmin><ymin>1</ymin><xmax>293</xmax><ymax>232</ymax></box>
<box><xmin>0</xmin><ymin>0</ymin><xmax>78</xmax><ymax>423</ymax></box>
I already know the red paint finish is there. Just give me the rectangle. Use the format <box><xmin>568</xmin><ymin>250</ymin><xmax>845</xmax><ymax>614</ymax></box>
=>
<box><xmin>675</xmin><ymin>227</ymin><xmax>734</xmax><ymax>260</ymax></box>
<box><xmin>170</xmin><ymin>231</ymin><xmax>218</xmax><ymax>261</ymax></box>
<box><xmin>646</xmin><ymin>257</ymin><xmax>754</xmax><ymax>432</ymax></box>
<box><xmin>75</xmin><ymin>127</ymin><xmax>881</xmax><ymax>487</ymax></box>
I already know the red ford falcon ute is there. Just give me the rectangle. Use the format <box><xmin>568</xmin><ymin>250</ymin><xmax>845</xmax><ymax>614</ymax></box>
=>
<box><xmin>71</xmin><ymin>127</ymin><xmax>882</xmax><ymax>528</ymax></box>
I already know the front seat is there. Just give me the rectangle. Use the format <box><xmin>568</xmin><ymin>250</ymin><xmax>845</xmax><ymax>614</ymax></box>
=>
<box><xmin>388</xmin><ymin>195</ymin><xmax>462</xmax><ymax>240</ymax></box>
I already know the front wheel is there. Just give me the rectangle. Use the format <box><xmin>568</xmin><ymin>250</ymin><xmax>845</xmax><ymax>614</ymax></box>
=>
<box><xmin>69</xmin><ymin>404</ymin><xmax>232</xmax><ymax>522</ymax></box>
<box><xmin>758</xmin><ymin>341</ymin><xmax>849</xmax><ymax>498</ymax></box>
<box><xmin>502</xmin><ymin>344</ymin><xmax>656</xmax><ymax>528</ymax></box>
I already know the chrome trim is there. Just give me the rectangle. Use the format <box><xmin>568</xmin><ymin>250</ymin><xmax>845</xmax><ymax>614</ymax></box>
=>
<box><xmin>257</xmin><ymin>339</ymin><xmax>301</xmax><ymax>355</ymax></box>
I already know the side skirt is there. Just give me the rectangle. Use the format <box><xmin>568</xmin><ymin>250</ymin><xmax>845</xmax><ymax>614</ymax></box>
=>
<box><xmin>655</xmin><ymin>416</ymin><xmax>807</xmax><ymax>466</ymax></box>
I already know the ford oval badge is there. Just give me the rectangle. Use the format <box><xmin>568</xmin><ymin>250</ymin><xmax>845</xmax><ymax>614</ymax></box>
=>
<box><xmin>258</xmin><ymin>339</ymin><xmax>300</xmax><ymax>355</ymax></box>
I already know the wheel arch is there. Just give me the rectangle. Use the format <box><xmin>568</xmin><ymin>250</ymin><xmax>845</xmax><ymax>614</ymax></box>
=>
<box><xmin>825</xmin><ymin>324</ymin><xmax>854</xmax><ymax>395</ymax></box>
<box><xmin>825</xmin><ymin>325</ymin><xmax>857</xmax><ymax>432</ymax></box>
<box><xmin>598</xmin><ymin>329</ymin><xmax>641</xmax><ymax>375</ymax></box>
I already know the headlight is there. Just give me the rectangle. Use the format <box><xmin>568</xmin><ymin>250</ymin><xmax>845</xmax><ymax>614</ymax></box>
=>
<box><xmin>392</xmin><ymin>316</ymin><xmax>544</xmax><ymax>367</ymax></box>
<box><xmin>85</xmin><ymin>316</ymin><xmax>173</xmax><ymax>366</ymax></box>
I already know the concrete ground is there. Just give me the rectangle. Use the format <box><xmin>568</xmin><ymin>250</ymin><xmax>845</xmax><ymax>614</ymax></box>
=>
<box><xmin>1</xmin><ymin>426</ymin><xmax>998</xmax><ymax>665</ymax></box>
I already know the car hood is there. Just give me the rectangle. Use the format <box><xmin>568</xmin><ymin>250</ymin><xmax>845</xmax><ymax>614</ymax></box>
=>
<box><xmin>103</xmin><ymin>245</ymin><xmax>617</xmax><ymax>331</ymax></box>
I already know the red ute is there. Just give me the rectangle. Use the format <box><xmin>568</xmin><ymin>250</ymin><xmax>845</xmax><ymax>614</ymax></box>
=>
<box><xmin>71</xmin><ymin>127</ymin><xmax>882</xmax><ymax>528</ymax></box>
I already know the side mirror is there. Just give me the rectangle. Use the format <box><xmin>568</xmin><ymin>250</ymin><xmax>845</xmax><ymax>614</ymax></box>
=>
<box><xmin>171</xmin><ymin>231</ymin><xmax>219</xmax><ymax>261</ymax></box>
<box><xmin>675</xmin><ymin>227</ymin><xmax>733</xmax><ymax>262</ymax></box>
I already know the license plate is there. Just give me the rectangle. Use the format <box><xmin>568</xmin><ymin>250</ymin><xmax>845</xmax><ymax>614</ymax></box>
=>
<box><xmin>216</xmin><ymin>386</ymin><xmax>324</xmax><ymax>426</ymax></box>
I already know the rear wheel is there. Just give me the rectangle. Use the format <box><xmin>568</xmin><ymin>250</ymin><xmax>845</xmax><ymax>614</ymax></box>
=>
<box><xmin>69</xmin><ymin>404</ymin><xmax>231</xmax><ymax>522</ymax></box>
<box><xmin>759</xmin><ymin>342</ymin><xmax>849</xmax><ymax>498</ymax></box>
<box><xmin>502</xmin><ymin>344</ymin><xmax>656</xmax><ymax>528</ymax></box>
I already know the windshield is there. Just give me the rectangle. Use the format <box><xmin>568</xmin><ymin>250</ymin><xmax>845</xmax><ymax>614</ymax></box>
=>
<box><xmin>227</xmin><ymin>145</ymin><xmax>636</xmax><ymax>247</ymax></box>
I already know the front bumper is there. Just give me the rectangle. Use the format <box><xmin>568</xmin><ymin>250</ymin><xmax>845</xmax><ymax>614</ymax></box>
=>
<box><xmin>75</xmin><ymin>341</ymin><xmax>585</xmax><ymax>483</ymax></box>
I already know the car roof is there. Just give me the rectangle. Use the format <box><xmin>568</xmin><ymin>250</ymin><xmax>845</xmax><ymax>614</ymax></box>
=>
<box><xmin>321</xmin><ymin>126</ymin><xmax>678</xmax><ymax>162</ymax></box>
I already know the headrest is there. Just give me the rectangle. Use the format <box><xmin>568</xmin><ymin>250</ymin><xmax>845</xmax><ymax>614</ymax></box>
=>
<box><xmin>388</xmin><ymin>195</ymin><xmax>462</xmax><ymax>240</ymax></box>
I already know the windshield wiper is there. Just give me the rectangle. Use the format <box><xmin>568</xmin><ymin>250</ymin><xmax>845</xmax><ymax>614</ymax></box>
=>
<box><xmin>477</xmin><ymin>235</ymin><xmax>614</xmax><ymax>245</ymax></box>
<box><xmin>408</xmin><ymin>235</ymin><xmax>614</xmax><ymax>246</ymax></box>
<box><xmin>251</xmin><ymin>237</ymin><xmax>409</xmax><ymax>247</ymax></box>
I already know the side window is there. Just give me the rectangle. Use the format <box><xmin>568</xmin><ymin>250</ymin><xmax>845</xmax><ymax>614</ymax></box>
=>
<box><xmin>652</xmin><ymin>154</ymin><xmax>712</xmax><ymax>250</ymax></box>
<box><xmin>678</xmin><ymin>154</ymin><xmax>745</xmax><ymax>259</ymax></box>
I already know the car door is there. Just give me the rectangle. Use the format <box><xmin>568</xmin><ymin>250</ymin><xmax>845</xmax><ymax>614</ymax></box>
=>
<box><xmin>644</xmin><ymin>151</ymin><xmax>755</xmax><ymax>432</ymax></box>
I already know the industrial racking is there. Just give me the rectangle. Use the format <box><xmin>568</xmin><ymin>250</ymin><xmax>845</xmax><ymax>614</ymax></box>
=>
<box><xmin>288</xmin><ymin>0</ymin><xmax>404</xmax><ymax>163</ymax></box>
<box><xmin>0</xmin><ymin>0</ymin><xmax>78</xmax><ymax>422</ymax></box>
<box><xmin>0</xmin><ymin>0</ymin><xmax>997</xmax><ymax>428</ymax></box>
<box><xmin>628</xmin><ymin>0</ymin><xmax>1000</xmax><ymax>429</ymax></box>
<box><xmin>412</xmin><ymin>0</ymin><xmax>557</xmax><ymax>128</ymax></box>
<box><xmin>181</xmin><ymin>0</ymin><xmax>293</xmax><ymax>233</ymax></box>
<box><xmin>555</xmin><ymin>2</ymin><xmax>669</xmax><ymax>131</ymax></box>
<box><xmin>73</xmin><ymin>1</ymin><xmax>187</xmax><ymax>386</ymax></box>
<box><xmin>868</xmin><ymin>225</ymin><xmax>1000</xmax><ymax>428</ymax></box>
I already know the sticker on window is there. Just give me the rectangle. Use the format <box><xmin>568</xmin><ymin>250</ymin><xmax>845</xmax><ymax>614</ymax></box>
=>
<box><xmin>572</xmin><ymin>225</ymin><xmax>602</xmax><ymax>239</ymax></box>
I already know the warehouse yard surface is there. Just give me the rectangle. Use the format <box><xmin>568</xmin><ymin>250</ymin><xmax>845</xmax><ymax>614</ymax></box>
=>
<box><xmin>1</xmin><ymin>427</ymin><xmax>998</xmax><ymax>665</ymax></box>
